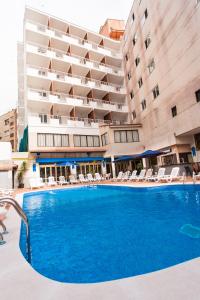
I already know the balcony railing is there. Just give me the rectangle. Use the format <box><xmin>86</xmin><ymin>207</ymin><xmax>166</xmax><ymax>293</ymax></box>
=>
<box><xmin>28</xmin><ymin>88</ymin><xmax>128</xmax><ymax>112</ymax></box>
<box><xmin>27</xmin><ymin>65</ymin><xmax>125</xmax><ymax>93</ymax></box>
<box><xmin>26</xmin><ymin>42</ymin><xmax>123</xmax><ymax>76</ymax></box>
<box><xmin>28</xmin><ymin>113</ymin><xmax>124</xmax><ymax>127</ymax></box>
<box><xmin>26</xmin><ymin>19</ymin><xmax>122</xmax><ymax>59</ymax></box>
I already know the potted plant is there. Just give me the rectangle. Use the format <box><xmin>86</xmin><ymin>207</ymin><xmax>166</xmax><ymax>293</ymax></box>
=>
<box><xmin>17</xmin><ymin>161</ymin><xmax>27</xmax><ymax>188</ymax></box>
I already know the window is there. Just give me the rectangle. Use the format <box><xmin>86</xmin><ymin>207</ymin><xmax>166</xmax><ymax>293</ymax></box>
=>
<box><xmin>101</xmin><ymin>133</ymin><xmax>109</xmax><ymax>146</ymax></box>
<box><xmin>130</xmin><ymin>91</ymin><xmax>134</xmax><ymax>99</ymax></box>
<box><xmin>132</xmin><ymin>13</ymin><xmax>135</xmax><ymax>22</ymax></box>
<box><xmin>138</xmin><ymin>77</ymin><xmax>143</xmax><ymax>88</ymax></box>
<box><xmin>127</xmin><ymin>72</ymin><xmax>132</xmax><ymax>80</ymax></box>
<box><xmin>114</xmin><ymin>130</ymin><xmax>139</xmax><ymax>143</ymax></box>
<box><xmin>141</xmin><ymin>99</ymin><xmax>147</xmax><ymax>111</ymax></box>
<box><xmin>145</xmin><ymin>35</ymin><xmax>151</xmax><ymax>49</ymax></box>
<box><xmin>37</xmin><ymin>133</ymin><xmax>69</xmax><ymax>147</ymax></box>
<box><xmin>194</xmin><ymin>133</ymin><xmax>200</xmax><ymax>150</ymax></box>
<box><xmin>171</xmin><ymin>106</ymin><xmax>177</xmax><ymax>118</ymax></box>
<box><xmin>10</xmin><ymin>133</ymin><xmax>14</xmax><ymax>138</ymax></box>
<box><xmin>135</xmin><ymin>57</ymin><xmax>140</xmax><ymax>67</ymax></box>
<box><xmin>4</xmin><ymin>119</ymin><xmax>9</xmax><ymax>125</ymax></box>
<box><xmin>148</xmin><ymin>58</ymin><xmax>155</xmax><ymax>74</ymax></box>
<box><xmin>152</xmin><ymin>85</ymin><xmax>160</xmax><ymax>99</ymax></box>
<box><xmin>132</xmin><ymin>33</ymin><xmax>137</xmax><ymax>46</ymax></box>
<box><xmin>141</xmin><ymin>9</ymin><xmax>148</xmax><ymax>26</ymax></box>
<box><xmin>125</xmin><ymin>54</ymin><xmax>129</xmax><ymax>61</ymax></box>
<box><xmin>73</xmin><ymin>135</ymin><xmax>100</xmax><ymax>147</ymax></box>
<box><xmin>195</xmin><ymin>89</ymin><xmax>200</xmax><ymax>102</ymax></box>
<box><xmin>39</xmin><ymin>114</ymin><xmax>48</xmax><ymax>123</ymax></box>
<box><xmin>132</xmin><ymin>111</ymin><xmax>136</xmax><ymax>120</ymax></box>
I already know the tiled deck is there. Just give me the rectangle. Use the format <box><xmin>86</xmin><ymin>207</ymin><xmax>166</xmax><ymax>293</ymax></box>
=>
<box><xmin>1</xmin><ymin>182</ymin><xmax>200</xmax><ymax>300</ymax></box>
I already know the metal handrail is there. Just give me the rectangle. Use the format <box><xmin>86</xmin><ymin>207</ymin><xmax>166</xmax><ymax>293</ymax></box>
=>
<box><xmin>0</xmin><ymin>197</ymin><xmax>31</xmax><ymax>263</ymax></box>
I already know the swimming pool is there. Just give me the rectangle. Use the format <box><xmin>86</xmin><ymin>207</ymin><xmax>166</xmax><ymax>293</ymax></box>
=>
<box><xmin>20</xmin><ymin>185</ymin><xmax>200</xmax><ymax>283</ymax></box>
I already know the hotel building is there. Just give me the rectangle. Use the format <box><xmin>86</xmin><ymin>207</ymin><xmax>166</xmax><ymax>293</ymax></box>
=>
<box><xmin>0</xmin><ymin>109</ymin><xmax>18</xmax><ymax>152</ymax></box>
<box><xmin>123</xmin><ymin>0</ymin><xmax>200</xmax><ymax>167</ymax></box>
<box><xmin>18</xmin><ymin>7</ymin><xmax>143</xmax><ymax>182</ymax></box>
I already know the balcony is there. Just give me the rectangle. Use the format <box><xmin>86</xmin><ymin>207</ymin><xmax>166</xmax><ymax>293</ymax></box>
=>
<box><xmin>27</xmin><ymin>89</ymin><xmax>128</xmax><ymax>113</ymax></box>
<box><xmin>26</xmin><ymin>43</ymin><xmax>124</xmax><ymax>77</ymax></box>
<box><xmin>28</xmin><ymin>114</ymin><xmax>123</xmax><ymax>128</ymax></box>
<box><xmin>25</xmin><ymin>20</ymin><xmax>122</xmax><ymax>59</ymax></box>
<box><xmin>27</xmin><ymin>66</ymin><xmax>126</xmax><ymax>94</ymax></box>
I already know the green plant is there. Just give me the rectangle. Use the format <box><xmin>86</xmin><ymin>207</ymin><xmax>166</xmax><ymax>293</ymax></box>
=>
<box><xmin>17</xmin><ymin>161</ymin><xmax>27</xmax><ymax>187</ymax></box>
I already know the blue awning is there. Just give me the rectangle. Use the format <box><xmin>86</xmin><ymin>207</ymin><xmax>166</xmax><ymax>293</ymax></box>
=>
<box><xmin>36</xmin><ymin>157</ymin><xmax>107</xmax><ymax>164</ymax></box>
<box><xmin>115</xmin><ymin>150</ymin><xmax>164</xmax><ymax>162</ymax></box>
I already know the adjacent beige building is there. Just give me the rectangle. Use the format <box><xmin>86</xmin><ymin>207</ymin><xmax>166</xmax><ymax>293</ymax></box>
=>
<box><xmin>0</xmin><ymin>109</ymin><xmax>18</xmax><ymax>151</ymax></box>
<box><xmin>122</xmin><ymin>0</ymin><xmax>200</xmax><ymax>165</ymax></box>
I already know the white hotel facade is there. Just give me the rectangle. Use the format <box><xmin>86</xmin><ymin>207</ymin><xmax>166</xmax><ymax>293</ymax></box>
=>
<box><xmin>18</xmin><ymin>2</ymin><xmax>200</xmax><ymax>184</ymax></box>
<box><xmin>18</xmin><ymin>7</ymin><xmax>143</xmax><ymax>182</ymax></box>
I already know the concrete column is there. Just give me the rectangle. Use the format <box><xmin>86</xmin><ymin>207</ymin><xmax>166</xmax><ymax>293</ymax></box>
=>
<box><xmin>111</xmin><ymin>156</ymin><xmax>116</xmax><ymax>178</ymax></box>
<box><xmin>142</xmin><ymin>158</ymin><xmax>147</xmax><ymax>169</ymax></box>
<box><xmin>70</xmin><ymin>165</ymin><xmax>77</xmax><ymax>178</ymax></box>
<box><xmin>101</xmin><ymin>161</ymin><xmax>107</xmax><ymax>175</ymax></box>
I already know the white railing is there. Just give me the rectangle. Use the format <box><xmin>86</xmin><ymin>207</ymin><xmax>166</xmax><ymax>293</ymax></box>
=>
<box><xmin>26</xmin><ymin>42</ymin><xmax>123</xmax><ymax>76</ymax></box>
<box><xmin>26</xmin><ymin>19</ymin><xmax>122</xmax><ymax>59</ymax></box>
<box><xmin>28</xmin><ymin>113</ymin><xmax>124</xmax><ymax>127</ymax></box>
<box><xmin>28</xmin><ymin>88</ymin><xmax>127</xmax><ymax>112</ymax></box>
<box><xmin>27</xmin><ymin>65</ymin><xmax>125</xmax><ymax>93</ymax></box>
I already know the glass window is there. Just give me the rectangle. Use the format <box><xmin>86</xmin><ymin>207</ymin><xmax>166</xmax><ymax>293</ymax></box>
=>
<box><xmin>152</xmin><ymin>85</ymin><xmax>160</xmax><ymax>99</ymax></box>
<box><xmin>195</xmin><ymin>89</ymin><xmax>200</xmax><ymax>102</ymax></box>
<box><xmin>171</xmin><ymin>106</ymin><xmax>177</xmax><ymax>118</ymax></box>
<box><xmin>194</xmin><ymin>133</ymin><xmax>200</xmax><ymax>150</ymax></box>
<box><xmin>148</xmin><ymin>59</ymin><xmax>155</xmax><ymax>74</ymax></box>
<box><xmin>127</xmin><ymin>131</ymin><xmax>133</xmax><ymax>142</ymax></box>
<box><xmin>45</xmin><ymin>134</ymin><xmax>53</xmax><ymax>147</ymax></box>
<box><xmin>101</xmin><ymin>133</ymin><xmax>109</xmax><ymax>146</ymax></box>
<box><xmin>114</xmin><ymin>131</ymin><xmax>121</xmax><ymax>143</ymax></box>
<box><xmin>145</xmin><ymin>35</ymin><xmax>151</xmax><ymax>49</ymax></box>
<box><xmin>61</xmin><ymin>135</ymin><xmax>69</xmax><ymax>146</ymax></box>
<box><xmin>74</xmin><ymin>135</ymin><xmax>81</xmax><ymax>147</ymax></box>
<box><xmin>37</xmin><ymin>133</ymin><xmax>46</xmax><ymax>147</ymax></box>
<box><xmin>121</xmin><ymin>131</ymin><xmax>127</xmax><ymax>143</ymax></box>
<box><xmin>80</xmin><ymin>136</ymin><xmax>87</xmax><ymax>147</ymax></box>
<box><xmin>87</xmin><ymin>136</ymin><xmax>93</xmax><ymax>147</ymax></box>
<box><xmin>132</xmin><ymin>130</ymin><xmax>139</xmax><ymax>142</ymax></box>
<box><xmin>93</xmin><ymin>136</ymin><xmax>100</xmax><ymax>147</ymax></box>
<box><xmin>130</xmin><ymin>91</ymin><xmax>134</xmax><ymax>99</ymax></box>
<box><xmin>135</xmin><ymin>57</ymin><xmax>140</xmax><ymax>67</ymax></box>
<box><xmin>138</xmin><ymin>77</ymin><xmax>143</xmax><ymax>88</ymax></box>
<box><xmin>54</xmin><ymin>134</ymin><xmax>61</xmax><ymax>147</ymax></box>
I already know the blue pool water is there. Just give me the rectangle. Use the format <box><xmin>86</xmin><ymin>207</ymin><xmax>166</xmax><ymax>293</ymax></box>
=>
<box><xmin>20</xmin><ymin>185</ymin><xmax>200</xmax><ymax>283</ymax></box>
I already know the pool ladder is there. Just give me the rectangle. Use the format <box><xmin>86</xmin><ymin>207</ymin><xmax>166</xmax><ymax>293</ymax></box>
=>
<box><xmin>0</xmin><ymin>197</ymin><xmax>31</xmax><ymax>263</ymax></box>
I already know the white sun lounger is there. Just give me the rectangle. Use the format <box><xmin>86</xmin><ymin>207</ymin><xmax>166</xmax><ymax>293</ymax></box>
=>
<box><xmin>128</xmin><ymin>170</ymin><xmax>137</xmax><ymax>181</ymax></box>
<box><xmin>113</xmin><ymin>171</ymin><xmax>124</xmax><ymax>181</ymax></box>
<box><xmin>136</xmin><ymin>169</ymin><xmax>146</xmax><ymax>181</ymax></box>
<box><xmin>29</xmin><ymin>178</ymin><xmax>39</xmax><ymax>189</ymax></box>
<box><xmin>47</xmin><ymin>176</ymin><xmax>57</xmax><ymax>186</ymax></box>
<box><xmin>147</xmin><ymin>168</ymin><xmax>166</xmax><ymax>182</ymax></box>
<box><xmin>58</xmin><ymin>176</ymin><xmax>69</xmax><ymax>185</ymax></box>
<box><xmin>79</xmin><ymin>174</ymin><xmax>88</xmax><ymax>183</ymax></box>
<box><xmin>193</xmin><ymin>172</ymin><xmax>200</xmax><ymax>181</ymax></box>
<box><xmin>121</xmin><ymin>172</ymin><xmax>129</xmax><ymax>181</ymax></box>
<box><xmin>160</xmin><ymin>167</ymin><xmax>180</xmax><ymax>182</ymax></box>
<box><xmin>144</xmin><ymin>169</ymin><xmax>153</xmax><ymax>181</ymax></box>
<box><xmin>36</xmin><ymin>177</ymin><xmax>45</xmax><ymax>188</ymax></box>
<box><xmin>69</xmin><ymin>175</ymin><xmax>79</xmax><ymax>184</ymax></box>
<box><xmin>94</xmin><ymin>173</ymin><xmax>102</xmax><ymax>181</ymax></box>
<box><xmin>87</xmin><ymin>173</ymin><xmax>96</xmax><ymax>182</ymax></box>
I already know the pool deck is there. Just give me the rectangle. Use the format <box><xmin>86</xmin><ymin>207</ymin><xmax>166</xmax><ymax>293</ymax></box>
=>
<box><xmin>1</xmin><ymin>182</ymin><xmax>200</xmax><ymax>300</ymax></box>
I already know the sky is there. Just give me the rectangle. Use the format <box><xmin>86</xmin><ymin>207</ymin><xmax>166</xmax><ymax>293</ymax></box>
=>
<box><xmin>0</xmin><ymin>0</ymin><xmax>133</xmax><ymax>115</ymax></box>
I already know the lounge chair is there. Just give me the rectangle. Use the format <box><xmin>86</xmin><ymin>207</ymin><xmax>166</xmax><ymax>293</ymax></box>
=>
<box><xmin>36</xmin><ymin>177</ymin><xmax>45</xmax><ymax>188</ymax></box>
<box><xmin>193</xmin><ymin>172</ymin><xmax>200</xmax><ymax>181</ymax></box>
<box><xmin>144</xmin><ymin>169</ymin><xmax>153</xmax><ymax>181</ymax></box>
<box><xmin>113</xmin><ymin>171</ymin><xmax>124</xmax><ymax>181</ymax></box>
<box><xmin>47</xmin><ymin>176</ymin><xmax>57</xmax><ymax>186</ymax></box>
<box><xmin>128</xmin><ymin>170</ymin><xmax>137</xmax><ymax>181</ymax></box>
<box><xmin>94</xmin><ymin>173</ymin><xmax>102</xmax><ymax>181</ymax></box>
<box><xmin>160</xmin><ymin>167</ymin><xmax>180</xmax><ymax>182</ymax></box>
<box><xmin>136</xmin><ymin>169</ymin><xmax>146</xmax><ymax>181</ymax></box>
<box><xmin>87</xmin><ymin>173</ymin><xmax>96</xmax><ymax>182</ymax></box>
<box><xmin>147</xmin><ymin>168</ymin><xmax>166</xmax><ymax>182</ymax></box>
<box><xmin>29</xmin><ymin>178</ymin><xmax>39</xmax><ymax>189</ymax></box>
<box><xmin>69</xmin><ymin>175</ymin><xmax>79</xmax><ymax>184</ymax></box>
<box><xmin>121</xmin><ymin>172</ymin><xmax>129</xmax><ymax>181</ymax></box>
<box><xmin>79</xmin><ymin>174</ymin><xmax>88</xmax><ymax>183</ymax></box>
<box><xmin>58</xmin><ymin>176</ymin><xmax>69</xmax><ymax>185</ymax></box>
